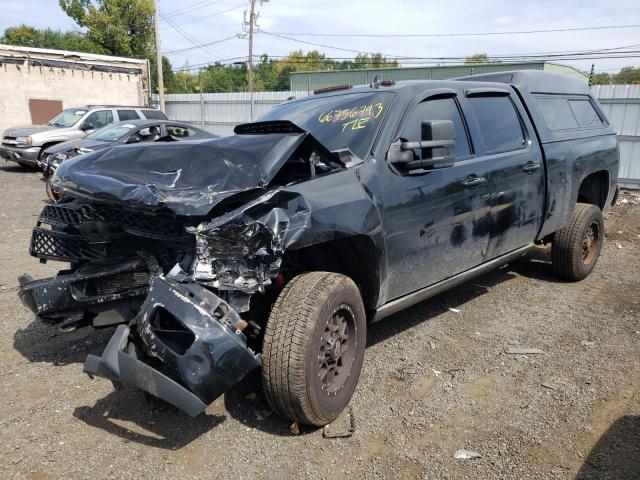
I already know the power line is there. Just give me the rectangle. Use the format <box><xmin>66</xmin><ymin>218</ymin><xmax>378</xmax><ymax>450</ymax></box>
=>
<box><xmin>160</xmin><ymin>12</ymin><xmax>226</xmax><ymax>59</ymax></box>
<box><xmin>259</xmin><ymin>31</ymin><xmax>414</xmax><ymax>58</ymax></box>
<box><xmin>259</xmin><ymin>31</ymin><xmax>640</xmax><ymax>62</ymax></box>
<box><xmin>164</xmin><ymin>34</ymin><xmax>243</xmax><ymax>55</ymax></box>
<box><xmin>160</xmin><ymin>3</ymin><xmax>247</xmax><ymax>29</ymax></box>
<box><xmin>268</xmin><ymin>24</ymin><xmax>640</xmax><ymax>38</ymax></box>
<box><xmin>162</xmin><ymin>0</ymin><xmax>228</xmax><ymax>18</ymax></box>
<box><xmin>171</xmin><ymin>52</ymin><xmax>640</xmax><ymax>72</ymax></box>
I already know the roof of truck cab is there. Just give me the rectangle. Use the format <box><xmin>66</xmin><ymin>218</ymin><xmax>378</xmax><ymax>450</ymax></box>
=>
<box><xmin>293</xmin><ymin>70</ymin><xmax>590</xmax><ymax>102</ymax></box>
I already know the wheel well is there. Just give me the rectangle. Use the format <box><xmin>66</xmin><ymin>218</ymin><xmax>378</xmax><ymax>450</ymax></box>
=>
<box><xmin>38</xmin><ymin>142</ymin><xmax>61</xmax><ymax>159</ymax></box>
<box><xmin>577</xmin><ymin>171</ymin><xmax>609</xmax><ymax>210</ymax></box>
<box><xmin>282</xmin><ymin>236</ymin><xmax>380</xmax><ymax>310</ymax></box>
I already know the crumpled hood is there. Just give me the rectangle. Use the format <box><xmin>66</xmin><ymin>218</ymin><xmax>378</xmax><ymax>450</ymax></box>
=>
<box><xmin>3</xmin><ymin>125</ymin><xmax>60</xmax><ymax>137</ymax></box>
<box><xmin>52</xmin><ymin>131</ymin><xmax>308</xmax><ymax>217</ymax></box>
<box><xmin>44</xmin><ymin>138</ymin><xmax>113</xmax><ymax>156</ymax></box>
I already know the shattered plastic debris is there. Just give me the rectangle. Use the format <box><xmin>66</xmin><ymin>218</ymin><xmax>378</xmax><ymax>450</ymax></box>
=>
<box><xmin>505</xmin><ymin>347</ymin><xmax>546</xmax><ymax>355</ymax></box>
<box><xmin>454</xmin><ymin>449</ymin><xmax>482</xmax><ymax>460</ymax></box>
<box><xmin>289</xmin><ymin>422</ymin><xmax>300</xmax><ymax>436</ymax></box>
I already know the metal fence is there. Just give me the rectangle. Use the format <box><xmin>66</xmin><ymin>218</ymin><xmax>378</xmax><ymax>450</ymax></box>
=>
<box><xmin>153</xmin><ymin>91</ymin><xmax>308</xmax><ymax>137</ymax></box>
<box><xmin>153</xmin><ymin>86</ymin><xmax>640</xmax><ymax>188</ymax></box>
<box><xmin>591</xmin><ymin>85</ymin><xmax>640</xmax><ymax>189</ymax></box>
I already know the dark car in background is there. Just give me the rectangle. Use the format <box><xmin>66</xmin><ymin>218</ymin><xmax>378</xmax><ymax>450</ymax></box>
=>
<box><xmin>41</xmin><ymin>119</ymin><xmax>215</xmax><ymax>174</ymax></box>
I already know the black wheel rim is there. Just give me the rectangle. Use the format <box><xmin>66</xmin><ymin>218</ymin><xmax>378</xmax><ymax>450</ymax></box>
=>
<box><xmin>582</xmin><ymin>220</ymin><xmax>600</xmax><ymax>266</ymax></box>
<box><xmin>317</xmin><ymin>304</ymin><xmax>357</xmax><ymax>396</ymax></box>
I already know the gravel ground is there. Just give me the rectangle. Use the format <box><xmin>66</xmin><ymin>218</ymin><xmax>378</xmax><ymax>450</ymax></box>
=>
<box><xmin>0</xmin><ymin>162</ymin><xmax>638</xmax><ymax>480</ymax></box>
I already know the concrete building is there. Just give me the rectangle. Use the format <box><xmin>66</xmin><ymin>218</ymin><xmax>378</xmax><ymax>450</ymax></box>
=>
<box><xmin>0</xmin><ymin>44</ymin><xmax>150</xmax><ymax>133</ymax></box>
<box><xmin>290</xmin><ymin>62</ymin><xmax>588</xmax><ymax>92</ymax></box>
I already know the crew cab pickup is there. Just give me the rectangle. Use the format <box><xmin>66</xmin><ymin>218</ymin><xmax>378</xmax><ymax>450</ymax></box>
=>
<box><xmin>18</xmin><ymin>71</ymin><xmax>618</xmax><ymax>426</ymax></box>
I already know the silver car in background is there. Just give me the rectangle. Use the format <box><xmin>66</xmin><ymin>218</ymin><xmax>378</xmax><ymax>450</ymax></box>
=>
<box><xmin>0</xmin><ymin>105</ymin><xmax>167</xmax><ymax>168</ymax></box>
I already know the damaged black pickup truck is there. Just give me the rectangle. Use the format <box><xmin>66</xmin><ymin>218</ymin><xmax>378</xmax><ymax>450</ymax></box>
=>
<box><xmin>18</xmin><ymin>71</ymin><xmax>618</xmax><ymax>426</ymax></box>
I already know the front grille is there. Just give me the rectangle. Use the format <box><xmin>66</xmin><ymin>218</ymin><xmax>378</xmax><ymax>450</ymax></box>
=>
<box><xmin>30</xmin><ymin>227</ymin><xmax>123</xmax><ymax>262</ymax></box>
<box><xmin>40</xmin><ymin>204</ymin><xmax>87</xmax><ymax>226</ymax></box>
<box><xmin>38</xmin><ymin>201</ymin><xmax>189</xmax><ymax>240</ymax></box>
<box><xmin>30</xmin><ymin>226</ymin><xmax>194</xmax><ymax>267</ymax></box>
<box><xmin>94</xmin><ymin>204</ymin><xmax>187</xmax><ymax>239</ymax></box>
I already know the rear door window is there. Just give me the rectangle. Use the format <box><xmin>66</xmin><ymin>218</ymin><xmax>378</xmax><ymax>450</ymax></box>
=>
<box><xmin>401</xmin><ymin>97</ymin><xmax>471</xmax><ymax>157</ymax></box>
<box><xmin>85</xmin><ymin>110</ymin><xmax>114</xmax><ymax>129</ymax></box>
<box><xmin>468</xmin><ymin>96</ymin><xmax>526</xmax><ymax>154</ymax></box>
<box><xmin>568</xmin><ymin>99</ymin><xmax>604</xmax><ymax>127</ymax></box>
<box><xmin>117</xmin><ymin>109</ymin><xmax>140</xmax><ymax>121</ymax></box>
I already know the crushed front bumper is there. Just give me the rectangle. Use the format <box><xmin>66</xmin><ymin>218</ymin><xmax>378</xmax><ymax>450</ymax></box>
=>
<box><xmin>18</xmin><ymin>258</ymin><xmax>150</xmax><ymax>327</ymax></box>
<box><xmin>84</xmin><ymin>276</ymin><xmax>261</xmax><ymax>416</ymax></box>
<box><xmin>84</xmin><ymin>324</ymin><xmax>208</xmax><ymax>416</ymax></box>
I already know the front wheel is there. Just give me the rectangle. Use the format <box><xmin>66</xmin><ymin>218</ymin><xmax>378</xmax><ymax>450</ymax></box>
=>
<box><xmin>551</xmin><ymin>203</ymin><xmax>604</xmax><ymax>281</ymax></box>
<box><xmin>261</xmin><ymin>272</ymin><xmax>366</xmax><ymax>426</ymax></box>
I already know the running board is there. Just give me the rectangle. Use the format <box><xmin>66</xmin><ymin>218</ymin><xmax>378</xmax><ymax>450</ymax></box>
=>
<box><xmin>372</xmin><ymin>245</ymin><xmax>532</xmax><ymax>322</ymax></box>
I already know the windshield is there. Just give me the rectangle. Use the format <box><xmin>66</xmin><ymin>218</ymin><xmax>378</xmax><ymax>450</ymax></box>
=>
<box><xmin>259</xmin><ymin>91</ymin><xmax>393</xmax><ymax>159</ymax></box>
<box><xmin>47</xmin><ymin>109</ymin><xmax>88</xmax><ymax>127</ymax></box>
<box><xmin>87</xmin><ymin>123</ymin><xmax>138</xmax><ymax>141</ymax></box>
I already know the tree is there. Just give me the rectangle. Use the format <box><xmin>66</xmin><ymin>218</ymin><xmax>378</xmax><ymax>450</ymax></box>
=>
<box><xmin>59</xmin><ymin>0</ymin><xmax>154</xmax><ymax>58</ymax></box>
<box><xmin>350</xmin><ymin>53</ymin><xmax>399</xmax><ymax>69</ymax></box>
<box><xmin>613</xmin><ymin>66</ymin><xmax>640</xmax><ymax>85</ymax></box>
<box><xmin>2</xmin><ymin>25</ymin><xmax>41</xmax><ymax>47</ymax></box>
<box><xmin>1</xmin><ymin>24</ymin><xmax>107</xmax><ymax>54</ymax></box>
<box><xmin>464</xmin><ymin>53</ymin><xmax>501</xmax><ymax>65</ymax></box>
<box><xmin>150</xmin><ymin>56</ymin><xmax>178</xmax><ymax>93</ymax></box>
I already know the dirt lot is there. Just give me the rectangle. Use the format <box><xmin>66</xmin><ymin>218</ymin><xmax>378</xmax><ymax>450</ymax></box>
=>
<box><xmin>0</xmin><ymin>162</ymin><xmax>638</xmax><ymax>480</ymax></box>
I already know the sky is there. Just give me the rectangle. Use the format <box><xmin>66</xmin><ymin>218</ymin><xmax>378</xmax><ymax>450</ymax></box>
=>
<box><xmin>1</xmin><ymin>0</ymin><xmax>639</xmax><ymax>74</ymax></box>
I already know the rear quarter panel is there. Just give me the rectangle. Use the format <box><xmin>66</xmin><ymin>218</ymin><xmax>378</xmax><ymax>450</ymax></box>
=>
<box><xmin>537</xmin><ymin>133</ymin><xmax>618</xmax><ymax>239</ymax></box>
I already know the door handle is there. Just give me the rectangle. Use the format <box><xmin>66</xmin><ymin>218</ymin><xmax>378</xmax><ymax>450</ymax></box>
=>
<box><xmin>523</xmin><ymin>162</ymin><xmax>541</xmax><ymax>174</ymax></box>
<box><xmin>462</xmin><ymin>176</ymin><xmax>486</xmax><ymax>189</ymax></box>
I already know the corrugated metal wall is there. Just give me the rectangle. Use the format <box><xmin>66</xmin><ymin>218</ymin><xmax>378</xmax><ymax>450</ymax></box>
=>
<box><xmin>591</xmin><ymin>85</ymin><xmax>640</xmax><ymax>188</ymax></box>
<box><xmin>154</xmin><ymin>91</ymin><xmax>308</xmax><ymax>137</ymax></box>
<box><xmin>153</xmin><ymin>84</ymin><xmax>639</xmax><ymax>188</ymax></box>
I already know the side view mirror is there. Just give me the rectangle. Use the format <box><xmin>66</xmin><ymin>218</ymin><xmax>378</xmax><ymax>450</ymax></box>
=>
<box><xmin>125</xmin><ymin>135</ymin><xmax>142</xmax><ymax>144</ymax></box>
<box><xmin>138</xmin><ymin>127</ymin><xmax>152</xmax><ymax>136</ymax></box>
<box><xmin>388</xmin><ymin>120</ymin><xmax>455</xmax><ymax>171</ymax></box>
<box><xmin>80</xmin><ymin>122</ymin><xmax>95</xmax><ymax>131</ymax></box>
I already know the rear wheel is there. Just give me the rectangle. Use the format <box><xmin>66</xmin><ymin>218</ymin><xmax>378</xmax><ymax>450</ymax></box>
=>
<box><xmin>551</xmin><ymin>203</ymin><xmax>604</xmax><ymax>281</ymax></box>
<box><xmin>261</xmin><ymin>272</ymin><xmax>366</xmax><ymax>426</ymax></box>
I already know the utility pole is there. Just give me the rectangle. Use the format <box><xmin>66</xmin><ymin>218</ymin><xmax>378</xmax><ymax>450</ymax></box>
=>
<box><xmin>246</xmin><ymin>0</ymin><xmax>256</xmax><ymax>120</ymax></box>
<box><xmin>153</xmin><ymin>0</ymin><xmax>165</xmax><ymax>112</ymax></box>
<box><xmin>588</xmin><ymin>63</ymin><xmax>595</xmax><ymax>87</ymax></box>
<box><xmin>245</xmin><ymin>0</ymin><xmax>267</xmax><ymax>121</ymax></box>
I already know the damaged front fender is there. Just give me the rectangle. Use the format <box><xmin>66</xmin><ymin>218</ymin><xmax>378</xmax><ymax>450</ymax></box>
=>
<box><xmin>85</xmin><ymin>276</ymin><xmax>260</xmax><ymax>416</ymax></box>
<box><xmin>190</xmin><ymin>189</ymin><xmax>312</xmax><ymax>296</ymax></box>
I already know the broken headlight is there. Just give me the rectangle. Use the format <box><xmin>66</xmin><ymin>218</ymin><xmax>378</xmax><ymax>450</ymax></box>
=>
<box><xmin>49</xmin><ymin>152</ymin><xmax>68</xmax><ymax>168</ymax></box>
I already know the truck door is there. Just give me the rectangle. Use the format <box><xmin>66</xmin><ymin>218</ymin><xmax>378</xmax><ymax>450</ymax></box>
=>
<box><xmin>463</xmin><ymin>91</ymin><xmax>545</xmax><ymax>258</ymax></box>
<box><xmin>378</xmin><ymin>92</ymin><xmax>493</xmax><ymax>300</ymax></box>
